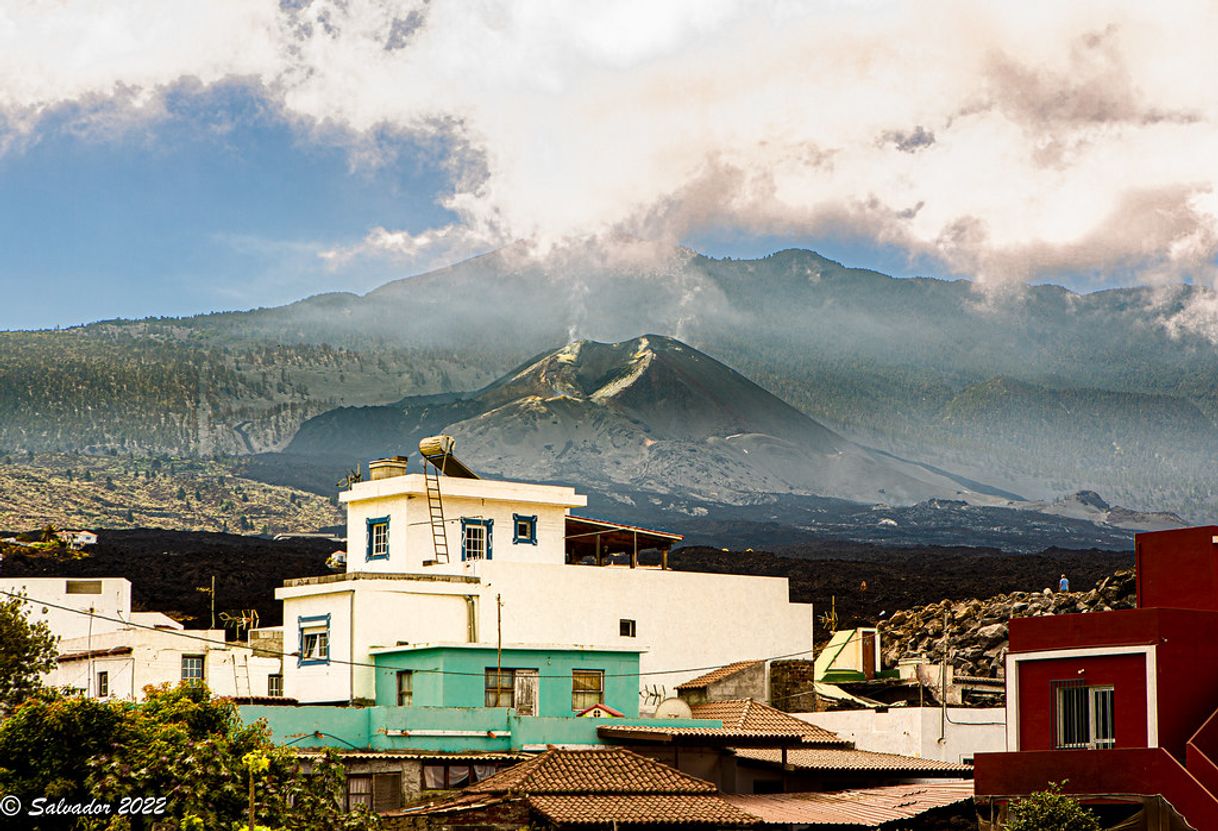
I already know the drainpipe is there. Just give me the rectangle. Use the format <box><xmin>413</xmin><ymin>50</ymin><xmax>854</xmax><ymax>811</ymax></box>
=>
<box><xmin>349</xmin><ymin>590</ymin><xmax>356</xmax><ymax>704</ymax></box>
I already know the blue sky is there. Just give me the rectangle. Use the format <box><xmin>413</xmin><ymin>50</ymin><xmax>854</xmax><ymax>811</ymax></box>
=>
<box><xmin>2</xmin><ymin>3</ymin><xmax>1216</xmax><ymax>333</ymax></box>
<box><xmin>0</xmin><ymin>85</ymin><xmax>459</xmax><ymax>330</ymax></box>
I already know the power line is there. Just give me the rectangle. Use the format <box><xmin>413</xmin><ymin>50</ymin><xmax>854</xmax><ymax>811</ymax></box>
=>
<box><xmin>1</xmin><ymin>587</ymin><xmax>818</xmax><ymax>681</ymax></box>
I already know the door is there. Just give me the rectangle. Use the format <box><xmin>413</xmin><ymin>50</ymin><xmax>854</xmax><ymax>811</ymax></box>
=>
<box><xmin>514</xmin><ymin>669</ymin><xmax>539</xmax><ymax>716</ymax></box>
<box><xmin>862</xmin><ymin>631</ymin><xmax>876</xmax><ymax>680</ymax></box>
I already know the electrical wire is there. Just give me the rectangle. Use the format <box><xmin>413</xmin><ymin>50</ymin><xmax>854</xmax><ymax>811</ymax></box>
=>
<box><xmin>1</xmin><ymin>587</ymin><xmax>818</xmax><ymax>680</ymax></box>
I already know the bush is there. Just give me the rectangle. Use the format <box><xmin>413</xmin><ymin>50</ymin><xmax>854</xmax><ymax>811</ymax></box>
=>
<box><xmin>1006</xmin><ymin>782</ymin><xmax>1100</xmax><ymax>831</ymax></box>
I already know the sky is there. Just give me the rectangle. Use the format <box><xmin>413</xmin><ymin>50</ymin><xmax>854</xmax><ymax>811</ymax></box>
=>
<box><xmin>4</xmin><ymin>1</ymin><xmax>1218</xmax><ymax>331</ymax></box>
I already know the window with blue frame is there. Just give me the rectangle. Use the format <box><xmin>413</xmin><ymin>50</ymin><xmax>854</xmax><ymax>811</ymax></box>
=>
<box><xmin>298</xmin><ymin>614</ymin><xmax>331</xmax><ymax>665</ymax></box>
<box><xmin>513</xmin><ymin>514</ymin><xmax>537</xmax><ymax>545</ymax></box>
<box><xmin>366</xmin><ymin>516</ymin><xmax>390</xmax><ymax>561</ymax></box>
<box><xmin>461</xmin><ymin>518</ymin><xmax>493</xmax><ymax>560</ymax></box>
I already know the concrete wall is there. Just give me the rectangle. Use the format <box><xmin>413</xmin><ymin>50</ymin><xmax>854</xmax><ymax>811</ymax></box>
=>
<box><xmin>241</xmin><ymin>703</ymin><xmax>711</xmax><ymax>752</ymax></box>
<box><xmin>1</xmin><ymin>577</ymin><xmax>133</xmax><ymax>640</ymax></box>
<box><xmin>280</xmin><ymin>563</ymin><xmax>812</xmax><ymax>707</ymax></box>
<box><xmin>796</xmin><ymin>707</ymin><xmax>1007</xmax><ymax>764</ymax></box>
<box><xmin>371</xmin><ymin>645</ymin><xmax>641</xmax><ymax>716</ymax></box>
<box><xmin>45</xmin><ymin>628</ymin><xmax>282</xmax><ymax>700</ymax></box>
<box><xmin>341</xmin><ymin>475</ymin><xmax>584</xmax><ymax>574</ymax></box>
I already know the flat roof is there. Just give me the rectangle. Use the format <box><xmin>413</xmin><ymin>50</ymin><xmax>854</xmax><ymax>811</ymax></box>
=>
<box><xmin>369</xmin><ymin>641</ymin><xmax>646</xmax><ymax>656</ymax></box>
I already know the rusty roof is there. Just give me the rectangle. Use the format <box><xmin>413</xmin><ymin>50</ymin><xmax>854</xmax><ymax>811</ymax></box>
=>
<box><xmin>676</xmin><ymin>660</ymin><xmax>764</xmax><ymax>690</ymax></box>
<box><xmin>294</xmin><ymin>749</ymin><xmax>527</xmax><ymax>762</ymax></box>
<box><xmin>726</xmin><ymin>781</ymin><xmax>974</xmax><ymax>826</ymax></box>
<box><xmin>690</xmin><ymin>699</ymin><xmax>848</xmax><ymax>746</ymax></box>
<box><xmin>529</xmin><ymin>794</ymin><xmax>758</xmax><ymax>826</ymax></box>
<box><xmin>732</xmin><ymin>747</ymin><xmax>974</xmax><ymax>775</ymax></box>
<box><xmin>466</xmin><ymin>746</ymin><xmax>717</xmax><ymax>795</ymax></box>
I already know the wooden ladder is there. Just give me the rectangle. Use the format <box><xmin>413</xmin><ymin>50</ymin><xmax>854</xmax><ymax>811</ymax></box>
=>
<box><xmin>424</xmin><ymin>461</ymin><xmax>450</xmax><ymax>564</ymax></box>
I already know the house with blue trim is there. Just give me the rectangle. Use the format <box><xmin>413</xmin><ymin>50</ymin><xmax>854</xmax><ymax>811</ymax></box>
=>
<box><xmin>275</xmin><ymin>443</ymin><xmax>815</xmax><ymax>711</ymax></box>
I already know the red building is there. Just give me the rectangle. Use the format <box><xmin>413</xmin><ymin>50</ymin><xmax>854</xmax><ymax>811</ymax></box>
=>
<box><xmin>976</xmin><ymin>526</ymin><xmax>1218</xmax><ymax>829</ymax></box>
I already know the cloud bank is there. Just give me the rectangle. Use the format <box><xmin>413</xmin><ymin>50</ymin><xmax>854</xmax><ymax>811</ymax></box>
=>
<box><xmin>6</xmin><ymin>0</ymin><xmax>1218</xmax><ymax>319</ymax></box>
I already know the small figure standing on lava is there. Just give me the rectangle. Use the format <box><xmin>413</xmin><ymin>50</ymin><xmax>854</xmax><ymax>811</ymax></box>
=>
<box><xmin>1058</xmin><ymin>573</ymin><xmax>1070</xmax><ymax>592</ymax></box>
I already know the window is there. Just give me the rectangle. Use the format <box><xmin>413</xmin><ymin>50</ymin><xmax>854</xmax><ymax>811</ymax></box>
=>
<box><xmin>397</xmin><ymin>671</ymin><xmax>413</xmax><ymax>706</ymax></box>
<box><xmin>422</xmin><ymin>764</ymin><xmax>503</xmax><ymax>790</ymax></box>
<box><xmin>268</xmin><ymin>674</ymin><xmax>283</xmax><ymax>697</ymax></box>
<box><xmin>485</xmin><ymin>668</ymin><xmax>515</xmax><ymax>708</ymax></box>
<box><xmin>366</xmin><ymin>516</ymin><xmax>390</xmax><ymax>560</ymax></box>
<box><xmin>346</xmin><ymin>773</ymin><xmax>402</xmax><ymax>811</ymax></box>
<box><xmin>462</xmin><ymin>518</ymin><xmax>493</xmax><ymax>561</ymax></box>
<box><xmin>512</xmin><ymin>513</ymin><xmax>537</xmax><ymax>545</ymax></box>
<box><xmin>1055</xmin><ymin>682</ymin><xmax>1115</xmax><ymax>750</ymax></box>
<box><xmin>66</xmin><ymin>580</ymin><xmax>102</xmax><ymax>594</ymax></box>
<box><xmin>620</xmin><ymin>618</ymin><xmax>637</xmax><ymax>638</ymax></box>
<box><xmin>96</xmin><ymin>670</ymin><xmax>109</xmax><ymax>698</ymax></box>
<box><xmin>298</xmin><ymin>614</ymin><xmax>331</xmax><ymax>665</ymax></box>
<box><xmin>181</xmin><ymin>655</ymin><xmax>205</xmax><ymax>684</ymax></box>
<box><xmin>572</xmin><ymin>669</ymin><xmax>605</xmax><ymax>711</ymax></box>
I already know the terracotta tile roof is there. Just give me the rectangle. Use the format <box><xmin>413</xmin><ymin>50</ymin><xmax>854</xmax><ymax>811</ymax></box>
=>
<box><xmin>529</xmin><ymin>795</ymin><xmax>758</xmax><ymax>826</ymax></box>
<box><xmin>690</xmin><ymin>699</ymin><xmax>848</xmax><ymax>746</ymax></box>
<box><xmin>466</xmin><ymin>747</ymin><xmax>717</xmax><ymax>795</ymax></box>
<box><xmin>726</xmin><ymin>781</ymin><xmax>974</xmax><ymax>826</ymax></box>
<box><xmin>732</xmin><ymin>747</ymin><xmax>974</xmax><ymax>775</ymax></box>
<box><xmin>676</xmin><ymin>660</ymin><xmax>764</xmax><ymax>690</ymax></box>
<box><xmin>57</xmin><ymin>645</ymin><xmax>133</xmax><ymax>663</ymax></box>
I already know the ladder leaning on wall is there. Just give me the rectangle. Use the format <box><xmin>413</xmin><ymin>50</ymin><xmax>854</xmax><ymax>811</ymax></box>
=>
<box><xmin>423</xmin><ymin>460</ymin><xmax>450</xmax><ymax>564</ymax></box>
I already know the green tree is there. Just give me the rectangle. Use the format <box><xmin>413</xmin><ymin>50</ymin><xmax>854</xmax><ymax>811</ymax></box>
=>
<box><xmin>1006</xmin><ymin>782</ymin><xmax>1101</xmax><ymax>831</ymax></box>
<box><xmin>0</xmin><ymin>591</ymin><xmax>58</xmax><ymax>713</ymax></box>
<box><xmin>0</xmin><ymin>684</ymin><xmax>380</xmax><ymax>831</ymax></box>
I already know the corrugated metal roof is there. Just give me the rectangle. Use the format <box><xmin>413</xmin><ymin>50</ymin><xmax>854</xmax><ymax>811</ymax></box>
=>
<box><xmin>293</xmin><ymin>749</ymin><xmax>527</xmax><ymax>761</ymax></box>
<box><xmin>726</xmin><ymin>781</ymin><xmax>974</xmax><ymax>827</ymax></box>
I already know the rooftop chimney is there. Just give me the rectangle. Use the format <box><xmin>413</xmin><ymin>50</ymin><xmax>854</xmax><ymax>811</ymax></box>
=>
<box><xmin>369</xmin><ymin>456</ymin><xmax>409</xmax><ymax>480</ymax></box>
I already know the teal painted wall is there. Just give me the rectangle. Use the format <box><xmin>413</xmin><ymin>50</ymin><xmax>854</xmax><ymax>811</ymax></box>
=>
<box><xmin>372</xmin><ymin>646</ymin><xmax>640</xmax><ymax>718</ymax></box>
<box><xmin>239</xmin><ymin>704</ymin><xmax>712</xmax><ymax>753</ymax></box>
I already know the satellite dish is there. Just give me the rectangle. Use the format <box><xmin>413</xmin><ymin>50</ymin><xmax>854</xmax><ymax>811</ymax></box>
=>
<box><xmin>654</xmin><ymin>697</ymin><xmax>693</xmax><ymax>719</ymax></box>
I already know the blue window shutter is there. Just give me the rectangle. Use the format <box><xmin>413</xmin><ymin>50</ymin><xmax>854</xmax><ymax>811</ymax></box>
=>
<box><xmin>366</xmin><ymin>518</ymin><xmax>373</xmax><ymax>560</ymax></box>
<box><xmin>486</xmin><ymin>518</ymin><xmax>493</xmax><ymax>560</ymax></box>
<box><xmin>460</xmin><ymin>518</ymin><xmax>468</xmax><ymax>561</ymax></box>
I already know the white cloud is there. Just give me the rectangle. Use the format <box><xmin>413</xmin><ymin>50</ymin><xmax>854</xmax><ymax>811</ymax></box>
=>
<box><xmin>8</xmin><ymin>0</ymin><xmax>1218</xmax><ymax>333</ymax></box>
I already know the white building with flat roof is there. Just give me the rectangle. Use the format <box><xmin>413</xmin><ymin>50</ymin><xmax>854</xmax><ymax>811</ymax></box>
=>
<box><xmin>2</xmin><ymin>576</ymin><xmax>283</xmax><ymax>702</ymax></box>
<box><xmin>277</xmin><ymin>449</ymin><xmax>815</xmax><ymax>707</ymax></box>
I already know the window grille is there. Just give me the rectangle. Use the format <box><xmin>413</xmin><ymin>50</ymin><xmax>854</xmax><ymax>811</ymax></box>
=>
<box><xmin>1054</xmin><ymin>680</ymin><xmax>1115</xmax><ymax>750</ymax></box>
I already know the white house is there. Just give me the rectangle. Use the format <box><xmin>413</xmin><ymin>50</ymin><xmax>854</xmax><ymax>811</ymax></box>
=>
<box><xmin>2</xmin><ymin>577</ymin><xmax>283</xmax><ymax>701</ymax></box>
<box><xmin>0</xmin><ymin>577</ymin><xmax>179</xmax><ymax>640</ymax></box>
<box><xmin>45</xmin><ymin>626</ymin><xmax>283</xmax><ymax>701</ymax></box>
<box><xmin>277</xmin><ymin>448</ymin><xmax>815</xmax><ymax>707</ymax></box>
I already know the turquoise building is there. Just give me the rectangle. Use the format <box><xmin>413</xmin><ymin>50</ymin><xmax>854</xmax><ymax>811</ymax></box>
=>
<box><xmin>369</xmin><ymin>643</ymin><xmax>641</xmax><ymax>717</ymax></box>
<box><xmin>240</xmin><ymin>643</ymin><xmax>711</xmax><ymax>753</ymax></box>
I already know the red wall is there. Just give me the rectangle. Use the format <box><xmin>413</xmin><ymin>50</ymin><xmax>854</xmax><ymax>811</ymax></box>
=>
<box><xmin>1137</xmin><ymin>526</ymin><xmax>1218</xmax><ymax>612</ymax></box>
<box><xmin>1017</xmin><ymin>654</ymin><xmax>1147</xmax><ymax>751</ymax></box>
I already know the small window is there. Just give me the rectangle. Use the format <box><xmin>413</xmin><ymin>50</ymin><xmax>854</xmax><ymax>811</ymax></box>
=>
<box><xmin>181</xmin><ymin>655</ymin><xmax>205</xmax><ymax>684</ymax></box>
<box><xmin>268</xmin><ymin>674</ymin><xmax>283</xmax><ymax>697</ymax></box>
<box><xmin>66</xmin><ymin>580</ymin><xmax>102</xmax><ymax>594</ymax></box>
<box><xmin>346</xmin><ymin>773</ymin><xmax>402</xmax><ymax>812</ymax></box>
<box><xmin>620</xmin><ymin>618</ymin><xmax>637</xmax><ymax>638</ymax></box>
<box><xmin>1055</xmin><ymin>682</ymin><xmax>1115</xmax><ymax>750</ymax></box>
<box><xmin>366</xmin><ymin>516</ymin><xmax>390</xmax><ymax>560</ymax></box>
<box><xmin>96</xmin><ymin>670</ymin><xmax>109</xmax><ymax>698</ymax></box>
<box><xmin>513</xmin><ymin>514</ymin><xmax>537</xmax><ymax>545</ymax></box>
<box><xmin>486</xmin><ymin>669</ymin><xmax>515</xmax><ymax>708</ymax></box>
<box><xmin>462</xmin><ymin>518</ymin><xmax>493</xmax><ymax>561</ymax></box>
<box><xmin>572</xmin><ymin>669</ymin><xmax>605</xmax><ymax>711</ymax></box>
<box><xmin>422</xmin><ymin>764</ymin><xmax>502</xmax><ymax>790</ymax></box>
<box><xmin>299</xmin><ymin>615</ymin><xmax>330</xmax><ymax>665</ymax></box>
<box><xmin>397</xmin><ymin>670</ymin><xmax>413</xmax><ymax>706</ymax></box>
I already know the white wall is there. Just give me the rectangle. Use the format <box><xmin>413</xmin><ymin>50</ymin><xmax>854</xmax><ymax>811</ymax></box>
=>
<box><xmin>796</xmin><ymin>707</ymin><xmax>1007</xmax><ymax>764</ymax></box>
<box><xmin>341</xmin><ymin>475</ymin><xmax>584</xmax><ymax>574</ymax></box>
<box><xmin>45</xmin><ymin>628</ymin><xmax>282</xmax><ymax>700</ymax></box>
<box><xmin>0</xmin><ymin>577</ymin><xmax>135</xmax><ymax>641</ymax></box>
<box><xmin>280</xmin><ymin>562</ymin><xmax>815</xmax><ymax>706</ymax></box>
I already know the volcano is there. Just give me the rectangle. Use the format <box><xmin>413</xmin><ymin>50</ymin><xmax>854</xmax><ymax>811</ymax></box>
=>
<box><xmin>283</xmin><ymin>335</ymin><xmax>1004</xmax><ymax>506</ymax></box>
